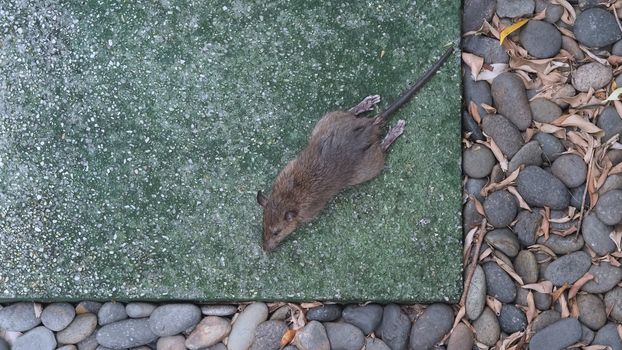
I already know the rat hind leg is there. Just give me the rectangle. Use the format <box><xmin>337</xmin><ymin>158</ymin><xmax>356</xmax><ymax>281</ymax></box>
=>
<box><xmin>381</xmin><ymin>119</ymin><xmax>406</xmax><ymax>151</ymax></box>
<box><xmin>349</xmin><ymin>95</ymin><xmax>381</xmax><ymax>115</ymax></box>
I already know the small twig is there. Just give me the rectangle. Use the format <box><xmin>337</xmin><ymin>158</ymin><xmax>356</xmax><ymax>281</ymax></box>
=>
<box><xmin>576</xmin><ymin>151</ymin><xmax>594</xmax><ymax>239</ymax></box>
<box><xmin>459</xmin><ymin>219</ymin><xmax>488</xmax><ymax>306</ymax></box>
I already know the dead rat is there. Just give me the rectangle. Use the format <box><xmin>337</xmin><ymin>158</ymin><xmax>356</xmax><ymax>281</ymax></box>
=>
<box><xmin>257</xmin><ymin>46</ymin><xmax>454</xmax><ymax>252</ymax></box>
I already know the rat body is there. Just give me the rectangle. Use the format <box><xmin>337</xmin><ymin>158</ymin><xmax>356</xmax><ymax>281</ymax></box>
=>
<box><xmin>257</xmin><ymin>46</ymin><xmax>454</xmax><ymax>251</ymax></box>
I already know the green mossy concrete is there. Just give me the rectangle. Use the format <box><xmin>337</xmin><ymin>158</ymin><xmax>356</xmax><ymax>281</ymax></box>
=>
<box><xmin>0</xmin><ymin>0</ymin><xmax>461</xmax><ymax>302</ymax></box>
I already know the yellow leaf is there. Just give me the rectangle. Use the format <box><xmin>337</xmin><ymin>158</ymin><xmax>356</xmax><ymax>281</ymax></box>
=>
<box><xmin>607</xmin><ymin>87</ymin><xmax>622</xmax><ymax>101</ymax></box>
<box><xmin>499</xmin><ymin>18</ymin><xmax>529</xmax><ymax>45</ymax></box>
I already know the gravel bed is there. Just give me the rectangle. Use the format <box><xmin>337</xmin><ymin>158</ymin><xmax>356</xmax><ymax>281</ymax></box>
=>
<box><xmin>2</xmin><ymin>0</ymin><xmax>622</xmax><ymax>349</ymax></box>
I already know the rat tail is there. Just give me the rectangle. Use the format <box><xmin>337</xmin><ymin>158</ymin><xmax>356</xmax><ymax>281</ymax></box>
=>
<box><xmin>374</xmin><ymin>45</ymin><xmax>454</xmax><ymax>125</ymax></box>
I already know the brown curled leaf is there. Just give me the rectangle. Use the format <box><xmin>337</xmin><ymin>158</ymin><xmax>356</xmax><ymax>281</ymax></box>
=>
<box><xmin>522</xmin><ymin>281</ymin><xmax>554</xmax><ymax>294</ymax></box>
<box><xmin>280</xmin><ymin>329</ymin><xmax>296</xmax><ymax>349</ymax></box>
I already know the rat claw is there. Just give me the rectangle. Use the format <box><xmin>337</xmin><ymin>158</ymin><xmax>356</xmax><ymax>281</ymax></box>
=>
<box><xmin>349</xmin><ymin>95</ymin><xmax>381</xmax><ymax>115</ymax></box>
<box><xmin>381</xmin><ymin>119</ymin><xmax>406</xmax><ymax>151</ymax></box>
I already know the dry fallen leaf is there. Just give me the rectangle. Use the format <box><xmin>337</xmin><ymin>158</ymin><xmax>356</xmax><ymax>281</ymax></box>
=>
<box><xmin>463</xmin><ymin>52</ymin><xmax>485</xmax><ymax>79</ymax></box>
<box><xmin>522</xmin><ymin>281</ymin><xmax>554</xmax><ymax>294</ymax></box>
<box><xmin>280</xmin><ymin>328</ymin><xmax>296</xmax><ymax>349</ymax></box>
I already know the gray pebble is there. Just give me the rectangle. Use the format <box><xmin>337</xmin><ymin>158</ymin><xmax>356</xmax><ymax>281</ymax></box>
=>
<box><xmin>463</xmin><ymin>0</ymin><xmax>496</xmax><ymax>32</ymax></box>
<box><xmin>324</xmin><ymin>322</ymin><xmax>364</xmax><ymax>350</ymax></box>
<box><xmin>582</xmin><ymin>262</ymin><xmax>622</xmax><ymax>293</ymax></box>
<box><xmin>149</xmin><ymin>304</ymin><xmax>201</xmax><ymax>337</ymax></box>
<box><xmin>614</xmin><ymin>40</ymin><xmax>622</xmax><ymax>56</ymax></box>
<box><xmin>377</xmin><ymin>304</ymin><xmax>410</xmax><ymax>350</ymax></box>
<box><xmin>294</xmin><ymin>321</ymin><xmax>330</xmax><ymax>350</ymax></box>
<box><xmin>12</xmin><ymin>326</ymin><xmax>56</xmax><ymax>350</ymax></box>
<box><xmin>0</xmin><ymin>302</ymin><xmax>41</xmax><ymax>332</ymax></box>
<box><xmin>593</xmin><ymin>323</ymin><xmax>622</xmax><ymax>350</ymax></box>
<box><xmin>508</xmin><ymin>141</ymin><xmax>543</xmax><ymax>173</ymax></box>
<box><xmin>157</xmin><ymin>335</ymin><xmax>185</xmax><ymax>350</ymax></box>
<box><xmin>533</xmin><ymin>133</ymin><xmax>563</xmax><ymax>163</ymax></box>
<box><xmin>463</xmin><ymin>144</ymin><xmax>495</xmax><ymax>178</ymax></box>
<box><xmin>497</xmin><ymin>304</ymin><xmax>527</xmax><ymax>334</ymax></box>
<box><xmin>185</xmin><ymin>316</ymin><xmax>231</xmax><ymax>349</ymax></box>
<box><xmin>409</xmin><ymin>304</ymin><xmax>453</xmax><ymax>350</ymax></box>
<box><xmin>96</xmin><ymin>318</ymin><xmax>158</xmax><ymax>349</ymax></box>
<box><xmin>446</xmin><ymin>323</ymin><xmax>473</xmax><ymax>350</ymax></box>
<box><xmin>517</xmin><ymin>165</ymin><xmax>570</xmax><ymax>209</ymax></box>
<box><xmin>462</xmin><ymin>35</ymin><xmax>509</xmax><ymax>64</ymax></box>
<box><xmin>55</xmin><ymin>346</ymin><xmax>76</xmax><ymax>350</ymax></box>
<box><xmin>537</xmin><ymin>233</ymin><xmax>584</xmax><ymax>254</ymax></box>
<box><xmin>56</xmin><ymin>313</ymin><xmax>97</xmax><ymax>345</ymax></box>
<box><xmin>365</xmin><ymin>338</ymin><xmax>391</xmax><ymax>350</ymax></box>
<box><xmin>484</xmin><ymin>190</ymin><xmax>518</xmax><ymax>228</ymax></box>
<box><xmin>250</xmin><ymin>320</ymin><xmax>287</xmax><ymax>350</ymax></box>
<box><xmin>482</xmin><ymin>114</ymin><xmax>524</xmax><ymax>158</ymax></box>
<box><xmin>464</xmin><ymin>178</ymin><xmax>487</xmax><ymax>202</ymax></box>
<box><xmin>227</xmin><ymin>302</ymin><xmax>268</xmax><ymax>350</ymax></box>
<box><xmin>98</xmin><ymin>302</ymin><xmax>127</xmax><ymax>326</ymax></box>
<box><xmin>608</xmin><ymin>149</ymin><xmax>622</xmax><ymax>165</ymax></box>
<box><xmin>600</xmin><ymin>173</ymin><xmax>622</xmax><ymax>195</ymax></box>
<box><xmin>75</xmin><ymin>302</ymin><xmax>101</xmax><ymax>315</ymax></box>
<box><xmin>513</xmin><ymin>209</ymin><xmax>542</xmax><ymax>247</ymax></box>
<box><xmin>514</xmin><ymin>250</ymin><xmax>538</xmax><ymax>283</ymax></box>
<box><xmin>492</xmin><ymin>73</ymin><xmax>532</xmax><ymax>130</ymax></box>
<box><xmin>483</xmin><ymin>261</ymin><xmax>516</xmax><ymax>303</ymax></box>
<box><xmin>561</xmin><ymin>36</ymin><xmax>585</xmax><ymax>61</ymax></box>
<box><xmin>529</xmin><ymin>97</ymin><xmax>562</xmax><ymax>124</ymax></box>
<box><xmin>200</xmin><ymin>304</ymin><xmax>237</xmax><ymax>317</ymax></box>
<box><xmin>496</xmin><ymin>0</ymin><xmax>534</xmax><ymax>18</ymax></box>
<box><xmin>466</xmin><ymin>265</ymin><xmax>486</xmax><ymax>321</ymax></box>
<box><xmin>572</xmin><ymin>62</ymin><xmax>613</xmax><ymax>92</ymax></box>
<box><xmin>570</xmin><ymin>184</ymin><xmax>589</xmax><ymax>209</ymax></box>
<box><xmin>574</xmin><ymin>8</ymin><xmax>622</xmax><ymax>48</ymax></box>
<box><xmin>535</xmin><ymin>0</ymin><xmax>563</xmax><ymax>23</ymax></box>
<box><xmin>269</xmin><ymin>306</ymin><xmax>290</xmax><ymax>321</ymax></box>
<box><xmin>577</xmin><ymin>293</ymin><xmax>607</xmax><ymax>330</ymax></box>
<box><xmin>582</xmin><ymin>212</ymin><xmax>615</xmax><ymax>256</ymax></box>
<box><xmin>544</xmin><ymin>251</ymin><xmax>591</xmax><ymax>286</ymax></box>
<box><xmin>341</xmin><ymin>304</ymin><xmax>383</xmax><ymax>335</ymax></box>
<box><xmin>76</xmin><ymin>333</ymin><xmax>97</xmax><ymax>350</ymax></box>
<box><xmin>532</xmin><ymin>310</ymin><xmax>560</xmax><ymax>332</ymax></box>
<box><xmin>605</xmin><ymin>287</ymin><xmax>622</xmax><ymax>322</ymax></box>
<box><xmin>472</xmin><ymin>308</ymin><xmax>499</xmax><ymax>347</ymax></box>
<box><xmin>595</xmin><ymin>190</ymin><xmax>622</xmax><ymax>225</ymax></box>
<box><xmin>41</xmin><ymin>302</ymin><xmax>75</xmax><ymax>332</ymax></box>
<box><xmin>581</xmin><ymin>324</ymin><xmax>595</xmax><ymax>345</ymax></box>
<box><xmin>529</xmin><ymin>317</ymin><xmax>582</xmax><ymax>350</ymax></box>
<box><xmin>551</xmin><ymin>154</ymin><xmax>587</xmax><ymax>188</ymax></box>
<box><xmin>486</xmin><ymin>228</ymin><xmax>520</xmax><ymax>257</ymax></box>
<box><xmin>534</xmin><ymin>291</ymin><xmax>552</xmax><ymax>310</ymax></box>
<box><xmin>0</xmin><ymin>339</ymin><xmax>8</xmax><ymax>350</ymax></box>
<box><xmin>125</xmin><ymin>303</ymin><xmax>156</xmax><ymax>318</ymax></box>
<box><xmin>520</xmin><ymin>20</ymin><xmax>561</xmax><ymax>58</ymax></box>
<box><xmin>463</xmin><ymin>66</ymin><xmax>493</xmax><ymax>120</ymax></box>
<box><xmin>306</xmin><ymin>305</ymin><xmax>341</xmax><ymax>322</ymax></box>
<box><xmin>598</xmin><ymin>107</ymin><xmax>622</xmax><ymax>144</ymax></box>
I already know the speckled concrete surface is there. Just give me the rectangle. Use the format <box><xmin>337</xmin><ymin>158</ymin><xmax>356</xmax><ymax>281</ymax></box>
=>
<box><xmin>0</xmin><ymin>0</ymin><xmax>461</xmax><ymax>302</ymax></box>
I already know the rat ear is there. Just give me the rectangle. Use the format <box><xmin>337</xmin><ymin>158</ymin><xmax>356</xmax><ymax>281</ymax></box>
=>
<box><xmin>285</xmin><ymin>210</ymin><xmax>297</xmax><ymax>222</ymax></box>
<box><xmin>256</xmin><ymin>190</ymin><xmax>268</xmax><ymax>207</ymax></box>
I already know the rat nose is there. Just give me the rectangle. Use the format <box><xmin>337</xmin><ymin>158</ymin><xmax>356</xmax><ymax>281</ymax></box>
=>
<box><xmin>262</xmin><ymin>241</ymin><xmax>276</xmax><ymax>252</ymax></box>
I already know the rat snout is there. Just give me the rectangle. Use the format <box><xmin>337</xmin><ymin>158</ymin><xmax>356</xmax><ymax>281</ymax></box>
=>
<box><xmin>262</xmin><ymin>240</ymin><xmax>277</xmax><ymax>252</ymax></box>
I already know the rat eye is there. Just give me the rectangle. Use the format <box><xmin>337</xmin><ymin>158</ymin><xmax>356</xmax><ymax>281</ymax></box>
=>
<box><xmin>271</xmin><ymin>229</ymin><xmax>281</xmax><ymax>236</ymax></box>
